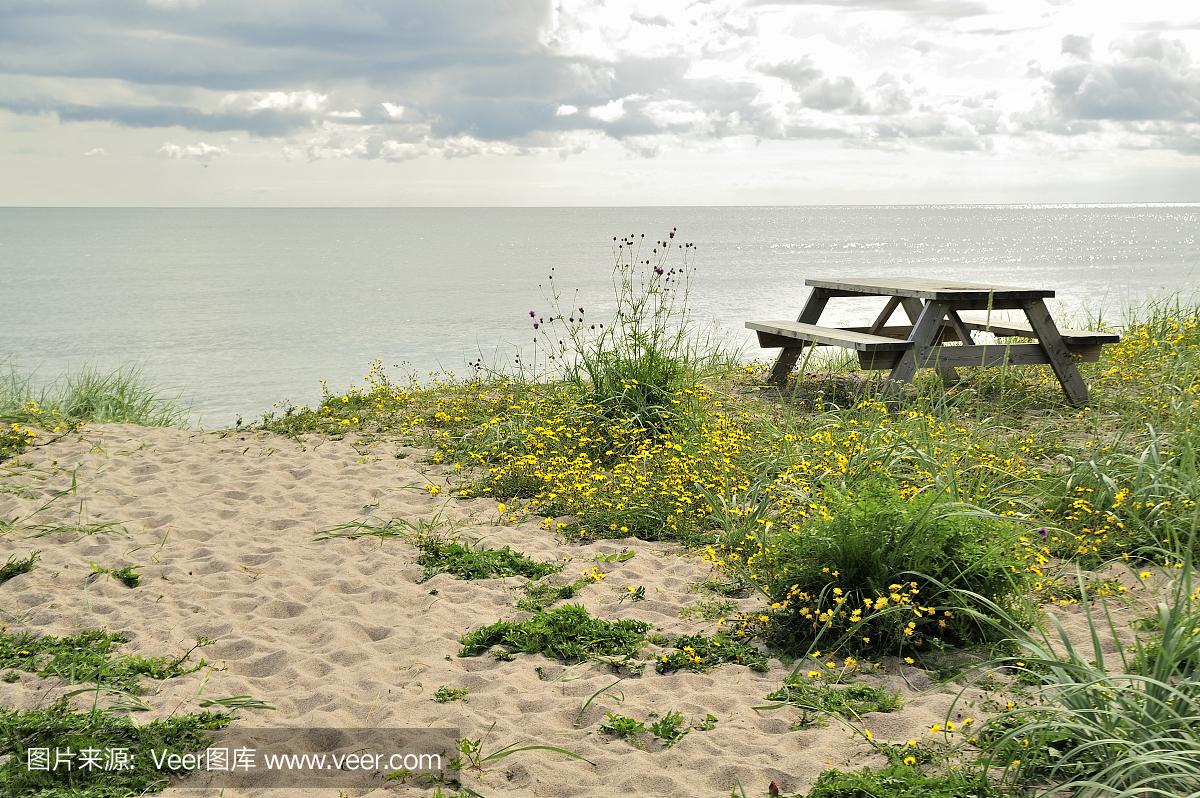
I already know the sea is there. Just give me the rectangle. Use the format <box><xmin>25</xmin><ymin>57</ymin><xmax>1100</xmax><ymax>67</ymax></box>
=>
<box><xmin>3</xmin><ymin>205</ymin><xmax>1198</xmax><ymax>429</ymax></box>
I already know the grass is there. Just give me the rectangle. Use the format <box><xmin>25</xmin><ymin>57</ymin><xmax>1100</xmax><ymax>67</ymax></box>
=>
<box><xmin>0</xmin><ymin>550</ymin><xmax>39</xmax><ymax>584</ymax></box>
<box><xmin>240</xmin><ymin>236</ymin><xmax>1200</xmax><ymax>797</ymax></box>
<box><xmin>968</xmin><ymin>547</ymin><xmax>1200</xmax><ymax>797</ymax></box>
<box><xmin>792</xmin><ymin>762</ymin><xmax>1006</xmax><ymax>798</ymax></box>
<box><xmin>415</xmin><ymin>535</ymin><xmax>561</xmax><ymax>583</ymax></box>
<box><xmin>458</xmin><ymin>604</ymin><xmax>649</xmax><ymax>661</ymax></box>
<box><xmin>515</xmin><ymin>577</ymin><xmax>589</xmax><ymax>613</ymax></box>
<box><xmin>434</xmin><ymin>685</ymin><xmax>470</xmax><ymax>704</ymax></box>
<box><xmin>0</xmin><ymin>698</ymin><xmax>232</xmax><ymax>798</ymax></box>
<box><xmin>679</xmin><ymin>597</ymin><xmax>736</xmax><ymax>621</ymax></box>
<box><xmin>655</xmin><ymin>631</ymin><xmax>769</xmax><ymax>674</ymax></box>
<box><xmin>764</xmin><ymin>677</ymin><xmax>903</xmax><ymax>720</ymax></box>
<box><xmin>0</xmin><ymin>629</ymin><xmax>210</xmax><ymax>696</ymax></box>
<box><xmin>0</xmin><ymin>361</ymin><xmax>191</xmax><ymax>438</ymax></box>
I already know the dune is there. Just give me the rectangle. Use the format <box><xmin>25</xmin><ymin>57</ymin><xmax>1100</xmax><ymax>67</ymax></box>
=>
<box><xmin>0</xmin><ymin>424</ymin><xmax>1147</xmax><ymax>797</ymax></box>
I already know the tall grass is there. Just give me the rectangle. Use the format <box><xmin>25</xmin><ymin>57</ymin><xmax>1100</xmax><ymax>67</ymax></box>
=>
<box><xmin>530</xmin><ymin>232</ymin><xmax>740</xmax><ymax>433</ymax></box>
<box><xmin>954</xmin><ymin>540</ymin><xmax>1200</xmax><ymax>798</ymax></box>
<box><xmin>0</xmin><ymin>361</ymin><xmax>191</xmax><ymax>430</ymax></box>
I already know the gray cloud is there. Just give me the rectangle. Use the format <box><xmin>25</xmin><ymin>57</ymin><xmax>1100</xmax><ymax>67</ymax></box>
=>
<box><xmin>1061</xmin><ymin>34</ymin><xmax>1093</xmax><ymax>60</ymax></box>
<box><xmin>1049</xmin><ymin>34</ymin><xmax>1200</xmax><ymax>121</ymax></box>
<box><xmin>750</xmin><ymin>0</ymin><xmax>988</xmax><ymax>19</ymax></box>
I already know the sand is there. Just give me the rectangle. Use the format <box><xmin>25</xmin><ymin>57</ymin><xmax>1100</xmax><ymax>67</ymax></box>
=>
<box><xmin>0</xmin><ymin>424</ymin><xmax>1151</xmax><ymax>797</ymax></box>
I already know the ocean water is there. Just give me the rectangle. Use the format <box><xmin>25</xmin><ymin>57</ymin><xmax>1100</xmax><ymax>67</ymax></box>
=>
<box><xmin>3</xmin><ymin>205</ymin><xmax>1198</xmax><ymax>428</ymax></box>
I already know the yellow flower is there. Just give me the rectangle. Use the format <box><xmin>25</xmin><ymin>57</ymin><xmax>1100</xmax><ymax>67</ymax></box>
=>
<box><xmin>904</xmin><ymin>756</ymin><xmax>916</xmax><ymax>766</ymax></box>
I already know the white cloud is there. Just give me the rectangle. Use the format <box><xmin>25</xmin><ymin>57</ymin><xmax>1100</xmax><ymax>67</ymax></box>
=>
<box><xmin>588</xmin><ymin>98</ymin><xmax>626</xmax><ymax>122</ymax></box>
<box><xmin>157</xmin><ymin>141</ymin><xmax>229</xmax><ymax>160</ymax></box>
<box><xmin>382</xmin><ymin>102</ymin><xmax>405</xmax><ymax>119</ymax></box>
<box><xmin>556</xmin><ymin>104</ymin><xmax>579</xmax><ymax>116</ymax></box>
<box><xmin>83</xmin><ymin>147</ymin><xmax>106</xmax><ymax>156</ymax></box>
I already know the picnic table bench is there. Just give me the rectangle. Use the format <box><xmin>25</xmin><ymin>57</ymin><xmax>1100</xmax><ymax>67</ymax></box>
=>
<box><xmin>747</xmin><ymin>278</ymin><xmax>1120</xmax><ymax>407</ymax></box>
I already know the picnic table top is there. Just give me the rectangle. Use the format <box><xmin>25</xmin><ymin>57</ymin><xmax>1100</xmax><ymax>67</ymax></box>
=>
<box><xmin>805</xmin><ymin>277</ymin><xmax>1055</xmax><ymax>301</ymax></box>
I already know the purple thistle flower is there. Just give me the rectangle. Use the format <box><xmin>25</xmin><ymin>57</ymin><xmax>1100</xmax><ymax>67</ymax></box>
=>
<box><xmin>529</xmin><ymin>311</ymin><xmax>536</xmax><ymax>317</ymax></box>
<box><xmin>1036</xmin><ymin>527</ymin><xmax>1048</xmax><ymax>539</ymax></box>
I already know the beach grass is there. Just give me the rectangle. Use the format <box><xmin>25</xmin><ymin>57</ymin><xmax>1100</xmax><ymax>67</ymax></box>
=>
<box><xmin>268</xmin><ymin>279</ymin><xmax>1200</xmax><ymax>796</ymax></box>
<box><xmin>0</xmin><ymin>361</ymin><xmax>190</xmax><ymax>462</ymax></box>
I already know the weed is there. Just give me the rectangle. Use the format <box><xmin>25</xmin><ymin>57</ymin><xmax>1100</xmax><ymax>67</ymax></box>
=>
<box><xmin>458</xmin><ymin>604</ymin><xmax>649</xmax><ymax>661</ymax></box>
<box><xmin>2</xmin><ymin>671</ymin><xmax>18</xmax><ymax>683</ymax></box>
<box><xmin>0</xmin><ymin>629</ymin><xmax>210</xmax><ymax>695</ymax></box>
<box><xmin>0</xmin><ymin>698</ymin><xmax>229</xmax><ymax>796</ymax></box>
<box><xmin>599</xmin><ymin>712</ymin><xmax>647</xmax><ymax>747</ymax></box>
<box><xmin>0</xmin><ymin>361</ymin><xmax>191</xmax><ymax>430</ymax></box>
<box><xmin>194</xmin><ymin>695</ymin><xmax>276</xmax><ymax>710</ymax></box>
<box><xmin>679</xmin><ymin>597</ymin><xmax>736</xmax><ymax>621</ymax></box>
<box><xmin>434</xmin><ymin>686</ymin><xmax>470</xmax><ymax>704</ymax></box>
<box><xmin>763</xmin><ymin>678</ymin><xmax>903</xmax><ymax>720</ymax></box>
<box><xmin>0</xmin><ymin>550</ymin><xmax>39</xmax><ymax>584</ymax></box>
<box><xmin>449</xmin><ymin>721</ymin><xmax>592</xmax><ymax>778</ymax></box>
<box><xmin>647</xmin><ymin>710</ymin><xmax>688</xmax><ymax>747</ymax></box>
<box><xmin>314</xmin><ymin>512</ymin><xmax>452</xmax><ymax>541</ymax></box>
<box><xmin>617</xmin><ymin>585</ymin><xmax>646</xmax><ymax>603</ymax></box>
<box><xmin>971</xmin><ymin>548</ymin><xmax>1200</xmax><ymax>797</ymax></box>
<box><xmin>655</xmin><ymin>632</ymin><xmax>768</xmax><ymax>674</ymax></box>
<box><xmin>515</xmin><ymin>578</ymin><xmax>589</xmax><ymax>613</ymax></box>
<box><xmin>797</xmin><ymin>762</ymin><xmax>1004</xmax><ymax>798</ymax></box>
<box><xmin>24</xmin><ymin>521</ymin><xmax>130</xmax><ymax>539</ymax></box>
<box><xmin>417</xmin><ymin>535</ymin><xmax>561</xmax><ymax>583</ymax></box>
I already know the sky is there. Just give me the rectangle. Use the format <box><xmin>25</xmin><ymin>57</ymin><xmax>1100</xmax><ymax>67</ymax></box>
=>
<box><xmin>2</xmin><ymin>0</ymin><xmax>1198</xmax><ymax>206</ymax></box>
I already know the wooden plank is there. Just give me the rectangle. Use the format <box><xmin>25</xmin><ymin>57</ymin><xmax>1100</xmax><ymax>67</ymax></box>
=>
<box><xmin>957</xmin><ymin>315</ymin><xmax>1120</xmax><ymax>345</ymax></box>
<box><xmin>805</xmin><ymin>277</ymin><xmax>1054</xmax><ymax>301</ymax></box>
<box><xmin>748</xmin><ymin>320</ymin><xmax>915</xmax><ymax>351</ymax></box>
<box><xmin>946</xmin><ymin>309</ymin><xmax>975</xmax><ymax>345</ymax></box>
<box><xmin>887</xmin><ymin>300</ymin><xmax>949</xmax><ymax>385</ymax></box>
<box><xmin>868</xmin><ymin>296</ymin><xmax>903</xmax><ymax>334</ymax></box>
<box><xmin>902</xmin><ymin>297</ymin><xmax>960</xmax><ymax>382</ymax></box>
<box><xmin>768</xmin><ymin>288</ymin><xmax>830</xmax><ymax>385</ymax></box>
<box><xmin>858</xmin><ymin>343</ymin><xmax>1102</xmax><ymax>371</ymax></box>
<box><xmin>1020</xmin><ymin>299</ymin><xmax>1090</xmax><ymax>407</ymax></box>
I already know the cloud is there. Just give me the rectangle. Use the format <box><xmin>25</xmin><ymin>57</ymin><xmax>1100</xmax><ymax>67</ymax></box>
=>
<box><xmin>1061</xmin><ymin>34</ymin><xmax>1092</xmax><ymax>61</ymax></box>
<box><xmin>83</xmin><ymin>147</ymin><xmax>107</xmax><ymax>156</ymax></box>
<box><xmin>588</xmin><ymin>98</ymin><xmax>627</xmax><ymax>122</ymax></box>
<box><xmin>3</xmin><ymin>0</ymin><xmax>1198</xmax><ymax>168</ymax></box>
<box><xmin>158</xmin><ymin>141</ymin><xmax>229</xmax><ymax>159</ymax></box>
<box><xmin>1048</xmin><ymin>34</ymin><xmax>1200</xmax><ymax>122</ymax></box>
<box><xmin>748</xmin><ymin>0</ymin><xmax>989</xmax><ymax>19</ymax></box>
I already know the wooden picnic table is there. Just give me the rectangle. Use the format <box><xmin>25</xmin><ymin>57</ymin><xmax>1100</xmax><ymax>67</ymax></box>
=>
<box><xmin>747</xmin><ymin>278</ymin><xmax>1120</xmax><ymax>407</ymax></box>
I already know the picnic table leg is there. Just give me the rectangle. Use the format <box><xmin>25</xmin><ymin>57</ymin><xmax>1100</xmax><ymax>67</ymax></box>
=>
<box><xmin>885</xmin><ymin>300</ymin><xmax>950</xmax><ymax>398</ymax></box>
<box><xmin>900</xmin><ymin>298</ymin><xmax>960</xmax><ymax>384</ymax></box>
<box><xmin>1020</xmin><ymin>298</ymin><xmax>1090</xmax><ymax>407</ymax></box>
<box><xmin>768</xmin><ymin>288</ymin><xmax>829</xmax><ymax>385</ymax></box>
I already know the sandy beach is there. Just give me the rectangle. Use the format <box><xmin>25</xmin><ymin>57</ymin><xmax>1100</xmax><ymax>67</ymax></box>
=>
<box><xmin>0</xmin><ymin>422</ymin><xmax>1150</xmax><ymax>797</ymax></box>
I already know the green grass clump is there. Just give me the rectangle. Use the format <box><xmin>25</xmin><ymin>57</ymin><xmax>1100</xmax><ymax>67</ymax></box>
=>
<box><xmin>0</xmin><ymin>697</ymin><xmax>231</xmax><ymax>797</ymax></box>
<box><xmin>0</xmin><ymin>629</ymin><xmax>209</xmax><ymax>695</ymax></box>
<box><xmin>433</xmin><ymin>685</ymin><xmax>470</xmax><ymax>704</ymax></box>
<box><xmin>0</xmin><ymin>550</ymin><xmax>39</xmax><ymax>584</ymax></box>
<box><xmin>972</xmin><ymin>549</ymin><xmax>1200</xmax><ymax>797</ymax></box>
<box><xmin>655</xmin><ymin>631</ymin><xmax>768</xmax><ymax>674</ymax></box>
<box><xmin>0</xmin><ymin>362</ymin><xmax>190</xmax><ymax>431</ymax></box>
<box><xmin>795</xmin><ymin>762</ymin><xmax>1004</xmax><ymax>798</ymax></box>
<box><xmin>765</xmin><ymin>678</ymin><xmax>902</xmax><ymax>719</ymax></box>
<box><xmin>515</xmin><ymin>578</ymin><xmax>589</xmax><ymax>613</ymax></box>
<box><xmin>416</xmin><ymin>535</ymin><xmax>561</xmax><ymax>583</ymax></box>
<box><xmin>1</xmin><ymin>422</ymin><xmax>37</xmax><ymax>462</ymax></box>
<box><xmin>733</xmin><ymin>482</ymin><xmax>1022</xmax><ymax>658</ymax></box>
<box><xmin>458</xmin><ymin>604</ymin><xmax>649</xmax><ymax>661</ymax></box>
<box><xmin>599</xmin><ymin>712</ymin><xmax>647</xmax><ymax>747</ymax></box>
<box><xmin>679</xmin><ymin>597</ymin><xmax>736</xmax><ymax>621</ymax></box>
